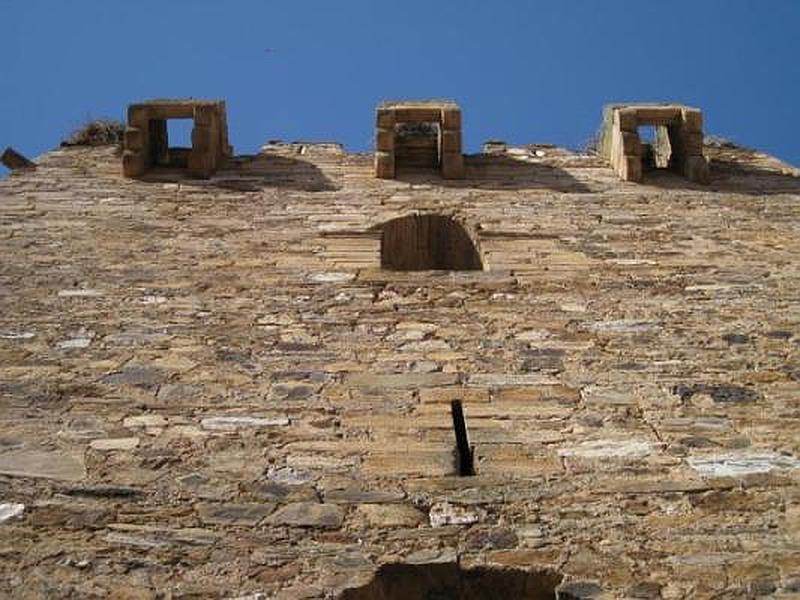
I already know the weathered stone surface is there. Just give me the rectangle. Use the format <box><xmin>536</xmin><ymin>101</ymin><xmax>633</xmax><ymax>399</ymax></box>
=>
<box><xmin>1</xmin><ymin>126</ymin><xmax>799</xmax><ymax>597</ymax></box>
<box><xmin>0</xmin><ymin>503</ymin><xmax>24</xmax><ymax>523</ymax></box>
<box><xmin>0</xmin><ymin>451</ymin><xmax>86</xmax><ymax>481</ymax></box>
<box><xmin>200</xmin><ymin>415</ymin><xmax>290</xmax><ymax>431</ymax></box>
<box><xmin>1</xmin><ymin>147</ymin><xmax>35</xmax><ymax>170</ymax></box>
<box><xmin>89</xmin><ymin>437</ymin><xmax>140</xmax><ymax>451</ymax></box>
<box><xmin>352</xmin><ymin>504</ymin><xmax>425</xmax><ymax>528</ymax></box>
<box><xmin>196</xmin><ymin>502</ymin><xmax>276</xmax><ymax>526</ymax></box>
<box><xmin>268</xmin><ymin>502</ymin><xmax>344</xmax><ymax>528</ymax></box>
<box><xmin>428</xmin><ymin>502</ymin><xmax>485</xmax><ymax>527</ymax></box>
<box><xmin>687</xmin><ymin>452</ymin><xmax>800</xmax><ymax>477</ymax></box>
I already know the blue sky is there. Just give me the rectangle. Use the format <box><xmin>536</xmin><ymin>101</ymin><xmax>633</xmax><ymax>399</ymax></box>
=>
<box><xmin>2</xmin><ymin>0</ymin><xmax>799</xmax><ymax>175</ymax></box>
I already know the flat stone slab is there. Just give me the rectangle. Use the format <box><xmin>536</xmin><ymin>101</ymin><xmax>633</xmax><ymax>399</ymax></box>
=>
<box><xmin>0</xmin><ymin>503</ymin><xmax>25</xmax><ymax>523</ymax></box>
<box><xmin>558</xmin><ymin>439</ymin><xmax>656</xmax><ymax>460</ymax></box>
<box><xmin>201</xmin><ymin>416</ymin><xmax>290</xmax><ymax>431</ymax></box>
<box><xmin>268</xmin><ymin>502</ymin><xmax>344</xmax><ymax>528</ymax></box>
<box><xmin>687</xmin><ymin>452</ymin><xmax>800</xmax><ymax>477</ymax></box>
<box><xmin>89</xmin><ymin>437</ymin><xmax>140</xmax><ymax>451</ymax></box>
<box><xmin>196</xmin><ymin>502</ymin><xmax>276</xmax><ymax>526</ymax></box>
<box><xmin>0</xmin><ymin>451</ymin><xmax>86</xmax><ymax>482</ymax></box>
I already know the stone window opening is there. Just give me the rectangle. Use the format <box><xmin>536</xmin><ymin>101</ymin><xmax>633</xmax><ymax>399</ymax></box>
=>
<box><xmin>599</xmin><ymin>103</ymin><xmax>709</xmax><ymax>183</ymax></box>
<box><xmin>380</xmin><ymin>214</ymin><xmax>483</xmax><ymax>271</ymax></box>
<box><xmin>123</xmin><ymin>99</ymin><xmax>232</xmax><ymax>179</ymax></box>
<box><xmin>338</xmin><ymin>562</ymin><xmax>563</xmax><ymax>600</ymax></box>
<box><xmin>158</xmin><ymin>118</ymin><xmax>194</xmax><ymax>169</ymax></box>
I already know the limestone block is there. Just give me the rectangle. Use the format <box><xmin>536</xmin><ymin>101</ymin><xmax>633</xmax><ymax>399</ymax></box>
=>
<box><xmin>375</xmin><ymin>151</ymin><xmax>395</xmax><ymax>179</ymax></box>
<box><xmin>191</xmin><ymin>125</ymin><xmax>212</xmax><ymax>151</ymax></box>
<box><xmin>441</xmin><ymin>108</ymin><xmax>462</xmax><ymax>130</ymax></box>
<box><xmin>376</xmin><ymin>109</ymin><xmax>396</xmax><ymax>129</ymax></box>
<box><xmin>376</xmin><ymin>128</ymin><xmax>395</xmax><ymax>152</ymax></box>
<box><xmin>682</xmin><ymin>108</ymin><xmax>704</xmax><ymax>133</ymax></box>
<box><xmin>440</xmin><ymin>130</ymin><xmax>462</xmax><ymax>154</ymax></box>
<box><xmin>122</xmin><ymin>151</ymin><xmax>146</xmax><ymax>178</ymax></box>
<box><xmin>1</xmin><ymin>147</ymin><xmax>36</xmax><ymax>170</ymax></box>
<box><xmin>685</xmin><ymin>155</ymin><xmax>710</xmax><ymax>183</ymax></box>
<box><xmin>127</xmin><ymin>105</ymin><xmax>151</xmax><ymax>129</ymax></box>
<box><xmin>615</xmin><ymin>108</ymin><xmax>639</xmax><ymax>131</ymax></box>
<box><xmin>628</xmin><ymin>106</ymin><xmax>682</xmax><ymax>125</ymax></box>
<box><xmin>123</xmin><ymin>127</ymin><xmax>144</xmax><ymax>151</ymax></box>
<box><xmin>194</xmin><ymin>105</ymin><xmax>216</xmax><ymax>126</ymax></box>
<box><xmin>681</xmin><ymin>132</ymin><xmax>705</xmax><ymax>155</ymax></box>
<box><xmin>441</xmin><ymin>152</ymin><xmax>464</xmax><ymax>179</ymax></box>
<box><xmin>188</xmin><ymin>152</ymin><xmax>213</xmax><ymax>179</ymax></box>
<box><xmin>621</xmin><ymin>155</ymin><xmax>642</xmax><ymax>182</ymax></box>
<box><xmin>395</xmin><ymin>107</ymin><xmax>441</xmax><ymax>122</ymax></box>
<box><xmin>621</xmin><ymin>131</ymin><xmax>642</xmax><ymax>156</ymax></box>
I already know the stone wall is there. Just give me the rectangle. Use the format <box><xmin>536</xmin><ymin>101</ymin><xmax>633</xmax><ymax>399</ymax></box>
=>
<box><xmin>0</xmin><ymin>138</ymin><xmax>798</xmax><ymax>599</ymax></box>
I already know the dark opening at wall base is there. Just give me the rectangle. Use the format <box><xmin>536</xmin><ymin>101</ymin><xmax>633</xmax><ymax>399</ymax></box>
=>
<box><xmin>381</xmin><ymin>214</ymin><xmax>483</xmax><ymax>271</ymax></box>
<box><xmin>338</xmin><ymin>562</ymin><xmax>563</xmax><ymax>600</ymax></box>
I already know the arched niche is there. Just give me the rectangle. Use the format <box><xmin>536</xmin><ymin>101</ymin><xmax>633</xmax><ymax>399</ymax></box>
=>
<box><xmin>380</xmin><ymin>214</ymin><xmax>483</xmax><ymax>271</ymax></box>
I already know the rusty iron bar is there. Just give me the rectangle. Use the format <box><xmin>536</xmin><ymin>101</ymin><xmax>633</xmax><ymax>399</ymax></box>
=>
<box><xmin>450</xmin><ymin>399</ymin><xmax>475</xmax><ymax>476</ymax></box>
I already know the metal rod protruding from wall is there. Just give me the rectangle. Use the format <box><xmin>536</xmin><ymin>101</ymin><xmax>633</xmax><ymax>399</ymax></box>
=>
<box><xmin>450</xmin><ymin>399</ymin><xmax>475</xmax><ymax>476</ymax></box>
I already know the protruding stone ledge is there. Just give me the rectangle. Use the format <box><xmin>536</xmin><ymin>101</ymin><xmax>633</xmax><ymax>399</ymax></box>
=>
<box><xmin>598</xmin><ymin>103</ymin><xmax>709</xmax><ymax>184</ymax></box>
<box><xmin>1</xmin><ymin>146</ymin><xmax>36</xmax><ymax>171</ymax></box>
<box><xmin>375</xmin><ymin>100</ymin><xmax>464</xmax><ymax>179</ymax></box>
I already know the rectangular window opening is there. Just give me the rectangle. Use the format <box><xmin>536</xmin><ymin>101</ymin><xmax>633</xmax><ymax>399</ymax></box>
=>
<box><xmin>166</xmin><ymin>118</ymin><xmax>193</xmax><ymax>168</ymax></box>
<box><xmin>638</xmin><ymin>125</ymin><xmax>672</xmax><ymax>170</ymax></box>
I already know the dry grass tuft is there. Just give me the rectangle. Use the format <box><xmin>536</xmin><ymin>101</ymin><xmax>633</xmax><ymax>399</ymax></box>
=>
<box><xmin>62</xmin><ymin>119</ymin><xmax>125</xmax><ymax>147</ymax></box>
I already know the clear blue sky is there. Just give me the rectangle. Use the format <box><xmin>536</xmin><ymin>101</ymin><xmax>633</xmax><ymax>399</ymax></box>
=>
<box><xmin>2</xmin><ymin>0</ymin><xmax>799</xmax><ymax>175</ymax></box>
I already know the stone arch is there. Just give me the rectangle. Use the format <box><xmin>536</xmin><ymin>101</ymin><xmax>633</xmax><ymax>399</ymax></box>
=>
<box><xmin>380</xmin><ymin>214</ymin><xmax>483</xmax><ymax>271</ymax></box>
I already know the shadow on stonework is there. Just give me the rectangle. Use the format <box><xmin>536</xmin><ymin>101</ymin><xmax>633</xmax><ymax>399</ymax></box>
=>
<box><xmin>139</xmin><ymin>154</ymin><xmax>339</xmax><ymax>192</ymax></box>
<box><xmin>640</xmin><ymin>147</ymin><xmax>800</xmax><ymax>196</ymax></box>
<box><xmin>337</xmin><ymin>562</ymin><xmax>563</xmax><ymax>600</ymax></box>
<box><xmin>393</xmin><ymin>154</ymin><xmax>592</xmax><ymax>193</ymax></box>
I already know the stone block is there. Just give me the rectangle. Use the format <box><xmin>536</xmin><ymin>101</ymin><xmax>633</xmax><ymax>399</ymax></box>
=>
<box><xmin>441</xmin><ymin>152</ymin><xmax>465</xmax><ymax>179</ymax></box>
<box><xmin>1</xmin><ymin>147</ymin><xmax>36</xmax><ymax>170</ymax></box>
<box><xmin>127</xmin><ymin>105</ymin><xmax>151</xmax><ymax>129</ymax></box>
<box><xmin>375</xmin><ymin>151</ymin><xmax>395</xmax><ymax>179</ymax></box>
<box><xmin>621</xmin><ymin>131</ymin><xmax>642</xmax><ymax>156</ymax></box>
<box><xmin>122</xmin><ymin>151</ymin><xmax>146</xmax><ymax>178</ymax></box>
<box><xmin>629</xmin><ymin>105</ymin><xmax>682</xmax><ymax>125</ymax></box>
<box><xmin>441</xmin><ymin>108</ymin><xmax>462</xmax><ymax>130</ymax></box>
<box><xmin>123</xmin><ymin>127</ymin><xmax>144</xmax><ymax>151</ymax></box>
<box><xmin>682</xmin><ymin>108</ymin><xmax>704</xmax><ymax>133</ymax></box>
<box><xmin>616</xmin><ymin>108</ymin><xmax>639</xmax><ymax>131</ymax></box>
<box><xmin>440</xmin><ymin>130</ymin><xmax>462</xmax><ymax>153</ymax></box>
<box><xmin>681</xmin><ymin>131</ymin><xmax>705</xmax><ymax>154</ymax></box>
<box><xmin>376</xmin><ymin>109</ymin><xmax>396</xmax><ymax>129</ymax></box>
<box><xmin>685</xmin><ymin>155</ymin><xmax>710</xmax><ymax>184</ymax></box>
<box><xmin>621</xmin><ymin>155</ymin><xmax>642</xmax><ymax>182</ymax></box>
<box><xmin>395</xmin><ymin>107</ymin><xmax>441</xmax><ymax>122</ymax></box>
<box><xmin>376</xmin><ymin>128</ymin><xmax>395</xmax><ymax>152</ymax></box>
<box><xmin>191</xmin><ymin>125</ymin><xmax>212</xmax><ymax>152</ymax></box>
